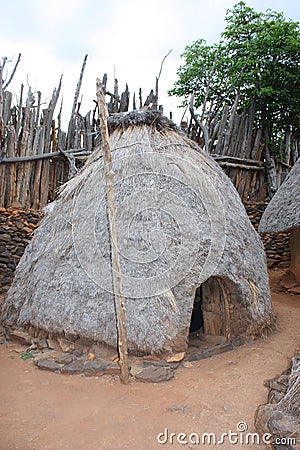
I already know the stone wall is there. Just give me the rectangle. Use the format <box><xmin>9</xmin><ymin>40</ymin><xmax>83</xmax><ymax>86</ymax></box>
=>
<box><xmin>244</xmin><ymin>203</ymin><xmax>291</xmax><ymax>269</ymax></box>
<box><xmin>0</xmin><ymin>208</ymin><xmax>44</xmax><ymax>294</ymax></box>
<box><xmin>0</xmin><ymin>204</ymin><xmax>291</xmax><ymax>295</ymax></box>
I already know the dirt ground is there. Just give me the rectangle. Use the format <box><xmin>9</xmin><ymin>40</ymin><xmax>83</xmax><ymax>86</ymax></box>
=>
<box><xmin>0</xmin><ymin>268</ymin><xmax>299</xmax><ymax>450</ymax></box>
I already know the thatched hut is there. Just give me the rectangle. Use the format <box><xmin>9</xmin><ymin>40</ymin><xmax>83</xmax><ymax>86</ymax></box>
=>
<box><xmin>259</xmin><ymin>157</ymin><xmax>300</xmax><ymax>282</ymax></box>
<box><xmin>1</xmin><ymin>111</ymin><xmax>275</xmax><ymax>356</ymax></box>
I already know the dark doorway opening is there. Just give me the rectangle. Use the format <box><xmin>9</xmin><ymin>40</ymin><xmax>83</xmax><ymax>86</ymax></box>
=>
<box><xmin>189</xmin><ymin>286</ymin><xmax>204</xmax><ymax>333</ymax></box>
<box><xmin>188</xmin><ymin>277</ymin><xmax>231</xmax><ymax>354</ymax></box>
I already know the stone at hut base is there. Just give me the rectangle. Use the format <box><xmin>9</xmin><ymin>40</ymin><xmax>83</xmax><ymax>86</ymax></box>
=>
<box><xmin>10</xmin><ymin>330</ymin><xmax>33</xmax><ymax>346</ymax></box>
<box><xmin>104</xmin><ymin>363</ymin><xmax>121</xmax><ymax>376</ymax></box>
<box><xmin>54</xmin><ymin>353</ymin><xmax>74</xmax><ymax>365</ymax></box>
<box><xmin>84</xmin><ymin>359</ymin><xmax>108</xmax><ymax>376</ymax></box>
<box><xmin>37</xmin><ymin>339</ymin><xmax>49</xmax><ymax>349</ymax></box>
<box><xmin>60</xmin><ymin>359</ymin><xmax>84</xmax><ymax>374</ymax></box>
<box><xmin>73</xmin><ymin>348</ymin><xmax>83</xmax><ymax>358</ymax></box>
<box><xmin>135</xmin><ymin>365</ymin><xmax>175</xmax><ymax>383</ymax></box>
<box><xmin>130</xmin><ymin>365</ymin><xmax>144</xmax><ymax>377</ymax></box>
<box><xmin>47</xmin><ymin>339</ymin><xmax>61</xmax><ymax>351</ymax></box>
<box><xmin>87</xmin><ymin>343</ymin><xmax>102</xmax><ymax>357</ymax></box>
<box><xmin>36</xmin><ymin>359</ymin><xmax>64</xmax><ymax>372</ymax></box>
<box><xmin>57</xmin><ymin>337</ymin><xmax>73</xmax><ymax>353</ymax></box>
<box><xmin>84</xmin><ymin>359</ymin><xmax>120</xmax><ymax>377</ymax></box>
<box><xmin>166</xmin><ymin>352</ymin><xmax>186</xmax><ymax>363</ymax></box>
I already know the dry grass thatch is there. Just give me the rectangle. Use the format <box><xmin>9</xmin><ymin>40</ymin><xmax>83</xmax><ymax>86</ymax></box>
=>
<box><xmin>1</xmin><ymin>111</ymin><xmax>274</xmax><ymax>355</ymax></box>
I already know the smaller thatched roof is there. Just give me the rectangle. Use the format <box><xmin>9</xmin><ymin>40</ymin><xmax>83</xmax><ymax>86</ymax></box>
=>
<box><xmin>259</xmin><ymin>158</ymin><xmax>300</xmax><ymax>233</ymax></box>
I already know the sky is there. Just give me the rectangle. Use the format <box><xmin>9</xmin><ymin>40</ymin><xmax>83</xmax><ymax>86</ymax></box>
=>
<box><xmin>1</xmin><ymin>0</ymin><xmax>300</xmax><ymax>128</ymax></box>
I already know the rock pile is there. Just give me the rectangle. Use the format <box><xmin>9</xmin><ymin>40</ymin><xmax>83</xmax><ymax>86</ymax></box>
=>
<box><xmin>0</xmin><ymin>208</ymin><xmax>43</xmax><ymax>294</ymax></box>
<box><xmin>0</xmin><ymin>327</ymin><xmax>179</xmax><ymax>382</ymax></box>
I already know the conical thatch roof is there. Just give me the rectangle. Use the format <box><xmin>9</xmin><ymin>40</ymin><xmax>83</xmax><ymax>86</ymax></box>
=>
<box><xmin>259</xmin><ymin>157</ymin><xmax>300</xmax><ymax>233</ymax></box>
<box><xmin>1</xmin><ymin>111</ymin><xmax>274</xmax><ymax>355</ymax></box>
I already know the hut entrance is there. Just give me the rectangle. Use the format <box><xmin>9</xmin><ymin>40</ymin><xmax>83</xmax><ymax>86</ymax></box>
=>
<box><xmin>188</xmin><ymin>277</ymin><xmax>231</xmax><ymax>351</ymax></box>
<box><xmin>189</xmin><ymin>286</ymin><xmax>204</xmax><ymax>333</ymax></box>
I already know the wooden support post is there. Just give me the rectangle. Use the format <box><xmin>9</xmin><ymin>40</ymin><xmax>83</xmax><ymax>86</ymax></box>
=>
<box><xmin>96</xmin><ymin>78</ymin><xmax>130</xmax><ymax>385</ymax></box>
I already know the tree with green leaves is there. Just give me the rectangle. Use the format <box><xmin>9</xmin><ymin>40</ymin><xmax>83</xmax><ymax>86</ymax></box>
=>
<box><xmin>169</xmin><ymin>1</ymin><xmax>300</xmax><ymax>164</ymax></box>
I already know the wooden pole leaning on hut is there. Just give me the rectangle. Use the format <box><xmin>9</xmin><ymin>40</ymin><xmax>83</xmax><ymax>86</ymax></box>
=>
<box><xmin>96</xmin><ymin>78</ymin><xmax>130</xmax><ymax>384</ymax></box>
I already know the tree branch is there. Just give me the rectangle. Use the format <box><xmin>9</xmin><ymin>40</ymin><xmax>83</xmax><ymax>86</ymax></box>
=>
<box><xmin>155</xmin><ymin>49</ymin><xmax>172</xmax><ymax>109</ymax></box>
<box><xmin>3</xmin><ymin>53</ymin><xmax>21</xmax><ymax>90</ymax></box>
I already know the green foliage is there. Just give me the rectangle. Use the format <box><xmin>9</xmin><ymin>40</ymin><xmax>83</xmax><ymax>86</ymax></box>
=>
<box><xmin>20</xmin><ymin>352</ymin><xmax>34</xmax><ymax>360</ymax></box>
<box><xmin>169</xmin><ymin>1</ymin><xmax>300</xmax><ymax>146</ymax></box>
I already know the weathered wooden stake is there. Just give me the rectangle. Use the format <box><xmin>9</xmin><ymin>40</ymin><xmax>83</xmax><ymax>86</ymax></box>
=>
<box><xmin>96</xmin><ymin>78</ymin><xmax>130</xmax><ymax>384</ymax></box>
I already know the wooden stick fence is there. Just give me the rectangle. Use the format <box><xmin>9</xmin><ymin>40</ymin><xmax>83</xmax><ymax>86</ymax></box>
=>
<box><xmin>184</xmin><ymin>95</ymin><xmax>296</xmax><ymax>202</ymax></box>
<box><xmin>0</xmin><ymin>54</ymin><xmax>297</xmax><ymax>209</ymax></box>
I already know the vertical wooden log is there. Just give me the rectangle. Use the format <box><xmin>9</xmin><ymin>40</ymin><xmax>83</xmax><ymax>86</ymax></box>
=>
<box><xmin>44</xmin><ymin>77</ymin><xmax>62</xmax><ymax>154</ymax></box>
<box><xmin>3</xmin><ymin>91</ymin><xmax>12</xmax><ymax>125</ymax></box>
<box><xmin>32</xmin><ymin>130</ymin><xmax>45</xmax><ymax>208</ymax></box>
<box><xmin>16</xmin><ymin>88</ymin><xmax>32</xmax><ymax>205</ymax></box>
<box><xmin>154</xmin><ymin>76</ymin><xmax>158</xmax><ymax>110</ymax></box>
<box><xmin>96</xmin><ymin>78</ymin><xmax>129</xmax><ymax>385</ymax></box>
<box><xmin>223</xmin><ymin>91</ymin><xmax>240</xmax><ymax>155</ymax></box>
<box><xmin>244</xmin><ymin>98</ymin><xmax>256</xmax><ymax>159</ymax></box>
<box><xmin>237</xmin><ymin>111</ymin><xmax>247</xmax><ymax>158</ymax></box>
<box><xmin>16</xmin><ymin>84</ymin><xmax>23</xmax><ymax>138</ymax></box>
<box><xmin>284</xmin><ymin>128</ymin><xmax>292</xmax><ymax>165</ymax></box>
<box><xmin>70</xmin><ymin>55</ymin><xmax>88</xmax><ymax>120</ymax></box>
<box><xmin>67</xmin><ymin>55</ymin><xmax>88</xmax><ymax>149</ymax></box>
<box><xmin>39</xmin><ymin>158</ymin><xmax>51</xmax><ymax>207</ymax></box>
<box><xmin>102</xmin><ymin>73</ymin><xmax>107</xmax><ymax>90</ymax></box>
<box><xmin>189</xmin><ymin>94</ymin><xmax>209</xmax><ymax>153</ymax></box>
<box><xmin>119</xmin><ymin>84</ymin><xmax>130</xmax><ymax>112</ymax></box>
<box><xmin>264</xmin><ymin>142</ymin><xmax>278</xmax><ymax>198</ymax></box>
<box><xmin>48</xmin><ymin>156</ymin><xmax>56</xmax><ymax>203</ymax></box>
<box><xmin>113</xmin><ymin>78</ymin><xmax>119</xmax><ymax>112</ymax></box>
<box><xmin>84</xmin><ymin>111</ymin><xmax>93</xmax><ymax>152</ymax></box>
<box><xmin>250</xmin><ymin>128</ymin><xmax>263</xmax><ymax>160</ymax></box>
<box><xmin>248</xmin><ymin>170</ymin><xmax>258</xmax><ymax>201</ymax></box>
<box><xmin>6</xmin><ymin>126</ymin><xmax>17</xmax><ymax>205</ymax></box>
<box><xmin>133</xmin><ymin>92</ymin><xmax>136</xmax><ymax>110</ymax></box>
<box><xmin>35</xmin><ymin>91</ymin><xmax>41</xmax><ymax>128</ymax></box>
<box><xmin>215</xmin><ymin>106</ymin><xmax>229</xmax><ymax>155</ymax></box>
